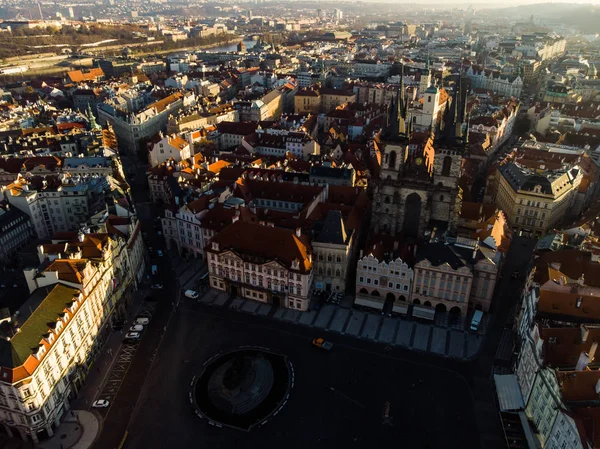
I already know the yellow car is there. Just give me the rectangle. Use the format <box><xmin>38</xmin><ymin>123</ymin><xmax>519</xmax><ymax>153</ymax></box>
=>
<box><xmin>312</xmin><ymin>338</ymin><xmax>334</xmax><ymax>351</ymax></box>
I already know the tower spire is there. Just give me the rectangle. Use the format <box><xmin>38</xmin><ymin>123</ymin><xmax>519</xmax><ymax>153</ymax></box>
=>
<box><xmin>398</xmin><ymin>63</ymin><xmax>407</xmax><ymax>136</ymax></box>
<box><xmin>454</xmin><ymin>73</ymin><xmax>463</xmax><ymax>140</ymax></box>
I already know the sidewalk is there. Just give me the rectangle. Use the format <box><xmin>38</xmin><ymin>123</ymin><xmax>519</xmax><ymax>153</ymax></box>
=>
<box><xmin>72</xmin><ymin>289</ymin><xmax>147</xmax><ymax>409</ymax></box>
<box><xmin>36</xmin><ymin>411</ymin><xmax>99</xmax><ymax>449</ymax></box>
<box><xmin>195</xmin><ymin>289</ymin><xmax>485</xmax><ymax>360</ymax></box>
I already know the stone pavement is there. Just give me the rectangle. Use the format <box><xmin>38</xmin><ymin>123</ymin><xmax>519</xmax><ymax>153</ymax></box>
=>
<box><xmin>195</xmin><ymin>290</ymin><xmax>485</xmax><ymax>360</ymax></box>
<box><xmin>168</xmin><ymin>250</ymin><xmax>206</xmax><ymax>291</ymax></box>
<box><xmin>36</xmin><ymin>411</ymin><xmax>99</xmax><ymax>449</ymax></box>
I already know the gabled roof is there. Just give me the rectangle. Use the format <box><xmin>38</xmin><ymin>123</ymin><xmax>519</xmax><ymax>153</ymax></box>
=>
<box><xmin>44</xmin><ymin>259</ymin><xmax>87</xmax><ymax>284</ymax></box>
<box><xmin>313</xmin><ymin>209</ymin><xmax>349</xmax><ymax>245</ymax></box>
<box><xmin>0</xmin><ymin>284</ymin><xmax>80</xmax><ymax>369</ymax></box>
<box><xmin>208</xmin><ymin>220</ymin><xmax>312</xmax><ymax>273</ymax></box>
<box><xmin>415</xmin><ymin>242</ymin><xmax>468</xmax><ymax>270</ymax></box>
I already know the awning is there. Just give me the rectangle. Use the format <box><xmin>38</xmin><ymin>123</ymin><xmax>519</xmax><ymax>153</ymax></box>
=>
<box><xmin>412</xmin><ymin>306</ymin><xmax>435</xmax><ymax>320</ymax></box>
<box><xmin>355</xmin><ymin>297</ymin><xmax>384</xmax><ymax>310</ymax></box>
<box><xmin>392</xmin><ymin>303</ymin><xmax>408</xmax><ymax>315</ymax></box>
<box><xmin>494</xmin><ymin>374</ymin><xmax>524</xmax><ymax>412</ymax></box>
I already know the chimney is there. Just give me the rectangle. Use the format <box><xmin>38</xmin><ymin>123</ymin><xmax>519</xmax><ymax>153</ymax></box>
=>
<box><xmin>595</xmin><ymin>378</ymin><xmax>600</xmax><ymax>395</ymax></box>
<box><xmin>267</xmin><ymin>222</ymin><xmax>274</xmax><ymax>228</ymax></box>
<box><xmin>576</xmin><ymin>351</ymin><xmax>591</xmax><ymax>371</ymax></box>
<box><xmin>582</xmin><ymin>324</ymin><xmax>590</xmax><ymax>343</ymax></box>
<box><xmin>232</xmin><ymin>214</ymin><xmax>239</xmax><ymax>224</ymax></box>
<box><xmin>78</xmin><ymin>230</ymin><xmax>85</xmax><ymax>243</ymax></box>
<box><xmin>578</xmin><ymin>274</ymin><xmax>585</xmax><ymax>286</ymax></box>
<box><xmin>589</xmin><ymin>342</ymin><xmax>598</xmax><ymax>361</ymax></box>
<box><xmin>295</xmin><ymin>227</ymin><xmax>302</xmax><ymax>238</ymax></box>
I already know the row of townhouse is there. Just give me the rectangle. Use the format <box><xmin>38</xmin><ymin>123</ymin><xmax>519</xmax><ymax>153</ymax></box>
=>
<box><xmin>494</xmin><ymin>248</ymin><xmax>600</xmax><ymax>449</ymax></box>
<box><xmin>355</xmin><ymin>210</ymin><xmax>511</xmax><ymax>319</ymax></box>
<box><xmin>0</xmin><ymin>226</ymin><xmax>145</xmax><ymax>443</ymax></box>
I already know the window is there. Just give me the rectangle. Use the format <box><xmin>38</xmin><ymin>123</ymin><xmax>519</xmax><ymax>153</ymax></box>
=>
<box><xmin>374</xmin><ymin>279</ymin><xmax>379</xmax><ymax>286</ymax></box>
<box><xmin>359</xmin><ymin>277</ymin><xmax>364</xmax><ymax>283</ymax></box>
<box><xmin>31</xmin><ymin>414</ymin><xmax>42</xmax><ymax>423</ymax></box>
<box><xmin>367</xmin><ymin>278</ymin><xmax>371</xmax><ymax>284</ymax></box>
<box><xmin>389</xmin><ymin>282</ymin><xmax>393</xmax><ymax>288</ymax></box>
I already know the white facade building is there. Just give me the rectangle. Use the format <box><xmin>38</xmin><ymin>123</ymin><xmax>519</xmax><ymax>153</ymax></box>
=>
<box><xmin>355</xmin><ymin>254</ymin><xmax>414</xmax><ymax>314</ymax></box>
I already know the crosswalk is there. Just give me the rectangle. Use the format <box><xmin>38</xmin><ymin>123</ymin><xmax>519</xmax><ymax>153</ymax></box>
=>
<box><xmin>195</xmin><ymin>290</ymin><xmax>484</xmax><ymax>360</ymax></box>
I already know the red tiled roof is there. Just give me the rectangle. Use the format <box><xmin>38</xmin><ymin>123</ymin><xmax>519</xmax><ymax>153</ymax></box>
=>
<box><xmin>207</xmin><ymin>220</ymin><xmax>312</xmax><ymax>273</ymax></box>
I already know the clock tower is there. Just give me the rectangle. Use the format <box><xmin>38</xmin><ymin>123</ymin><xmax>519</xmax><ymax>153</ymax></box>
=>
<box><xmin>371</xmin><ymin>71</ymin><xmax>467</xmax><ymax>238</ymax></box>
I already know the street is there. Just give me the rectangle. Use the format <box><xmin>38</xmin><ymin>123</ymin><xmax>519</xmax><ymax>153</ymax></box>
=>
<box><xmin>125</xmin><ymin>302</ymin><xmax>478</xmax><ymax>449</ymax></box>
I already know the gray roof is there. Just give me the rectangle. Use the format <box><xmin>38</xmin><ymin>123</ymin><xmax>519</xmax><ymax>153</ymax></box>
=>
<box><xmin>309</xmin><ymin>166</ymin><xmax>353</xmax><ymax>180</ymax></box>
<box><xmin>415</xmin><ymin>242</ymin><xmax>467</xmax><ymax>270</ymax></box>
<box><xmin>499</xmin><ymin>163</ymin><xmax>553</xmax><ymax>194</ymax></box>
<box><xmin>313</xmin><ymin>210</ymin><xmax>349</xmax><ymax>245</ymax></box>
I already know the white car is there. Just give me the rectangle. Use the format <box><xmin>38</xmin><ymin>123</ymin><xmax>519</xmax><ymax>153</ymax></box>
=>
<box><xmin>124</xmin><ymin>332</ymin><xmax>140</xmax><ymax>340</ymax></box>
<box><xmin>184</xmin><ymin>289</ymin><xmax>199</xmax><ymax>299</ymax></box>
<box><xmin>151</xmin><ymin>284</ymin><xmax>163</xmax><ymax>289</ymax></box>
<box><xmin>129</xmin><ymin>324</ymin><xmax>144</xmax><ymax>332</ymax></box>
<box><xmin>92</xmin><ymin>399</ymin><xmax>110</xmax><ymax>408</ymax></box>
<box><xmin>157</xmin><ymin>249</ymin><xmax>163</xmax><ymax>257</ymax></box>
<box><xmin>135</xmin><ymin>317</ymin><xmax>150</xmax><ymax>325</ymax></box>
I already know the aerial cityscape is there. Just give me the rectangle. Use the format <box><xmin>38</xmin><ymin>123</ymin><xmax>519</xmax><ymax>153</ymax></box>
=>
<box><xmin>0</xmin><ymin>1</ymin><xmax>599</xmax><ymax>448</ymax></box>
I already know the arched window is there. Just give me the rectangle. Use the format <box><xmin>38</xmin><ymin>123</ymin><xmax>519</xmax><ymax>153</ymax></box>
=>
<box><xmin>318</xmin><ymin>268</ymin><xmax>323</xmax><ymax>275</ymax></box>
<box><xmin>384</xmin><ymin>196</ymin><xmax>391</xmax><ymax>204</ymax></box>
<box><xmin>327</xmin><ymin>255</ymin><xmax>332</xmax><ymax>262</ymax></box>
<box><xmin>442</xmin><ymin>156</ymin><xmax>452</xmax><ymax>176</ymax></box>
<box><xmin>327</xmin><ymin>268</ymin><xmax>332</xmax><ymax>276</ymax></box>
<box><xmin>388</xmin><ymin>151</ymin><xmax>397</xmax><ymax>169</ymax></box>
<box><xmin>336</xmin><ymin>255</ymin><xmax>342</xmax><ymax>263</ymax></box>
<box><xmin>440</xmin><ymin>195</ymin><xmax>444</xmax><ymax>202</ymax></box>
<box><xmin>335</xmin><ymin>269</ymin><xmax>341</xmax><ymax>276</ymax></box>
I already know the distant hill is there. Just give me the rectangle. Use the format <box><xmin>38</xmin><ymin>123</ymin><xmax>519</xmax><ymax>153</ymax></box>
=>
<box><xmin>495</xmin><ymin>3</ymin><xmax>599</xmax><ymax>34</ymax></box>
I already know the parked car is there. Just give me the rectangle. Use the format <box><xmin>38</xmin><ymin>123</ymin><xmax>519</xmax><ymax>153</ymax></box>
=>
<box><xmin>124</xmin><ymin>332</ymin><xmax>140</xmax><ymax>340</ymax></box>
<box><xmin>151</xmin><ymin>284</ymin><xmax>163</xmax><ymax>290</ymax></box>
<box><xmin>312</xmin><ymin>337</ymin><xmax>334</xmax><ymax>351</ymax></box>
<box><xmin>135</xmin><ymin>317</ymin><xmax>150</xmax><ymax>325</ymax></box>
<box><xmin>129</xmin><ymin>324</ymin><xmax>144</xmax><ymax>332</ymax></box>
<box><xmin>92</xmin><ymin>399</ymin><xmax>110</xmax><ymax>408</ymax></box>
<box><xmin>184</xmin><ymin>289</ymin><xmax>199</xmax><ymax>299</ymax></box>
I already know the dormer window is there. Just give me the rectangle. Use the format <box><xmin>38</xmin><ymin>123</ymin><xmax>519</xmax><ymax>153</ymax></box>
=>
<box><xmin>292</xmin><ymin>259</ymin><xmax>300</xmax><ymax>270</ymax></box>
<box><xmin>34</xmin><ymin>345</ymin><xmax>46</xmax><ymax>360</ymax></box>
<box><xmin>212</xmin><ymin>242</ymin><xmax>219</xmax><ymax>251</ymax></box>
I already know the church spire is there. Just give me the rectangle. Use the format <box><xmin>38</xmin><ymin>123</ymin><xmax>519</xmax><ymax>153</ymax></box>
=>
<box><xmin>398</xmin><ymin>63</ymin><xmax>407</xmax><ymax>136</ymax></box>
<box><xmin>454</xmin><ymin>73</ymin><xmax>463</xmax><ymax>140</ymax></box>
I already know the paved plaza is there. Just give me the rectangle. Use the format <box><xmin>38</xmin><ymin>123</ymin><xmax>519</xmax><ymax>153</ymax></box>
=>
<box><xmin>195</xmin><ymin>290</ymin><xmax>485</xmax><ymax>360</ymax></box>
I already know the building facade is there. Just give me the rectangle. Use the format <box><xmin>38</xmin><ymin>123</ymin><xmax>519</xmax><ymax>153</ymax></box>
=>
<box><xmin>412</xmin><ymin>242</ymin><xmax>474</xmax><ymax>318</ymax></box>
<box><xmin>0</xmin><ymin>231</ymin><xmax>140</xmax><ymax>443</ymax></box>
<box><xmin>311</xmin><ymin>210</ymin><xmax>353</xmax><ymax>294</ymax></box>
<box><xmin>356</xmin><ymin>254</ymin><xmax>414</xmax><ymax>314</ymax></box>
<box><xmin>0</xmin><ymin>201</ymin><xmax>35</xmax><ymax>264</ymax></box>
<box><xmin>493</xmin><ymin>161</ymin><xmax>583</xmax><ymax>237</ymax></box>
<box><xmin>206</xmin><ymin>221</ymin><xmax>313</xmax><ymax>311</ymax></box>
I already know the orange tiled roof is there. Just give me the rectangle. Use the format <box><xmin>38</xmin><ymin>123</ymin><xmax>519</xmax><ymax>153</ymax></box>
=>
<box><xmin>44</xmin><ymin>259</ymin><xmax>87</xmax><ymax>284</ymax></box>
<box><xmin>168</xmin><ymin>135</ymin><xmax>188</xmax><ymax>150</ymax></box>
